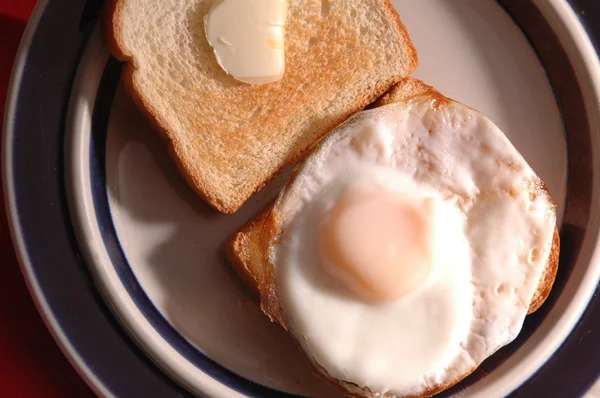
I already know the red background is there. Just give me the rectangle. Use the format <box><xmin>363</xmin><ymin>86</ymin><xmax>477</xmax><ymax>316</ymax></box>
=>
<box><xmin>0</xmin><ymin>1</ymin><xmax>94</xmax><ymax>396</ymax></box>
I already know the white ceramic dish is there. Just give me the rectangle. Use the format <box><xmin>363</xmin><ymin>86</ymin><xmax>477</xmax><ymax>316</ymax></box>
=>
<box><xmin>52</xmin><ymin>0</ymin><xmax>600</xmax><ymax>396</ymax></box>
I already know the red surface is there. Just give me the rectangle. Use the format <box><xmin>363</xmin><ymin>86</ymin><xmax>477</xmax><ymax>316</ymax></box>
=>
<box><xmin>0</xmin><ymin>2</ymin><xmax>95</xmax><ymax>397</ymax></box>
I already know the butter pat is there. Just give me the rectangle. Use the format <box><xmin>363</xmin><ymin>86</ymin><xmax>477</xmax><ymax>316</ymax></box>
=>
<box><xmin>204</xmin><ymin>0</ymin><xmax>287</xmax><ymax>85</ymax></box>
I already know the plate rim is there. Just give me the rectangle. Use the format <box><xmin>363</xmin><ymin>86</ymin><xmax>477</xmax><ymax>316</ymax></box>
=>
<box><xmin>3</xmin><ymin>1</ymin><xmax>112</xmax><ymax>397</ymax></box>
<box><xmin>2</xmin><ymin>1</ymin><xmax>191</xmax><ymax>397</ymax></box>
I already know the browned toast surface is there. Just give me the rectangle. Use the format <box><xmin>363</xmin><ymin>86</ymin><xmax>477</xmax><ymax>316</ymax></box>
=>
<box><xmin>104</xmin><ymin>0</ymin><xmax>418</xmax><ymax>213</ymax></box>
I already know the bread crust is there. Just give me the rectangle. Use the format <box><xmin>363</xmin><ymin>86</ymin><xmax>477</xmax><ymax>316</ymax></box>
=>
<box><xmin>382</xmin><ymin>0</ymin><xmax>419</xmax><ymax>77</ymax></box>
<box><xmin>528</xmin><ymin>227</ymin><xmax>560</xmax><ymax>314</ymax></box>
<box><xmin>103</xmin><ymin>0</ymin><xmax>418</xmax><ymax>213</ymax></box>
<box><xmin>224</xmin><ymin>209</ymin><xmax>272</xmax><ymax>297</ymax></box>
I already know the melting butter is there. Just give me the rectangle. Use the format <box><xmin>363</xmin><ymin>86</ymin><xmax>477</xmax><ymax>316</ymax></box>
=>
<box><xmin>204</xmin><ymin>0</ymin><xmax>287</xmax><ymax>85</ymax></box>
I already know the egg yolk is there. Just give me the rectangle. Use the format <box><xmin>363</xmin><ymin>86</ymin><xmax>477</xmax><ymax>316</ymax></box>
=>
<box><xmin>318</xmin><ymin>189</ymin><xmax>434</xmax><ymax>302</ymax></box>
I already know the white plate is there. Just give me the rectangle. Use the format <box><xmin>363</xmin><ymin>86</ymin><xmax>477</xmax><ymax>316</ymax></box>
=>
<box><xmin>66</xmin><ymin>1</ymin><xmax>600</xmax><ymax>397</ymax></box>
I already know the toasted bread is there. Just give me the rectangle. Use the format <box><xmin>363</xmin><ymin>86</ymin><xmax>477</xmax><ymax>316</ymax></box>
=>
<box><xmin>103</xmin><ymin>0</ymin><xmax>418</xmax><ymax>213</ymax></box>
<box><xmin>225</xmin><ymin>77</ymin><xmax>561</xmax><ymax>398</ymax></box>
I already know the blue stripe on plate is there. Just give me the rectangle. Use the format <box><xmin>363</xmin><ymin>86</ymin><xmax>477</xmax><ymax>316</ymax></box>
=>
<box><xmin>88</xmin><ymin>57</ymin><xmax>303</xmax><ymax>398</ymax></box>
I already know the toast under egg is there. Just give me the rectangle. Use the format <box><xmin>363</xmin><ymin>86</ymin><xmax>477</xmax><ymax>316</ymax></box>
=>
<box><xmin>225</xmin><ymin>78</ymin><xmax>560</xmax><ymax>398</ymax></box>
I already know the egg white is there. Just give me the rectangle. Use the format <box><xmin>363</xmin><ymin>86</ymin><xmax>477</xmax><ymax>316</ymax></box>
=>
<box><xmin>270</xmin><ymin>97</ymin><xmax>556</xmax><ymax>396</ymax></box>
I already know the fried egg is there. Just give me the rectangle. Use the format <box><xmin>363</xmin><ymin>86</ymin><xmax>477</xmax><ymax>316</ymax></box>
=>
<box><xmin>265</xmin><ymin>96</ymin><xmax>557</xmax><ymax>397</ymax></box>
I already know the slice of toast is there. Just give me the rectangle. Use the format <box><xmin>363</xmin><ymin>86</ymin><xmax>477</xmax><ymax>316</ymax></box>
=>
<box><xmin>104</xmin><ymin>0</ymin><xmax>418</xmax><ymax>213</ymax></box>
<box><xmin>226</xmin><ymin>78</ymin><xmax>560</xmax><ymax>315</ymax></box>
<box><xmin>224</xmin><ymin>77</ymin><xmax>561</xmax><ymax>397</ymax></box>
